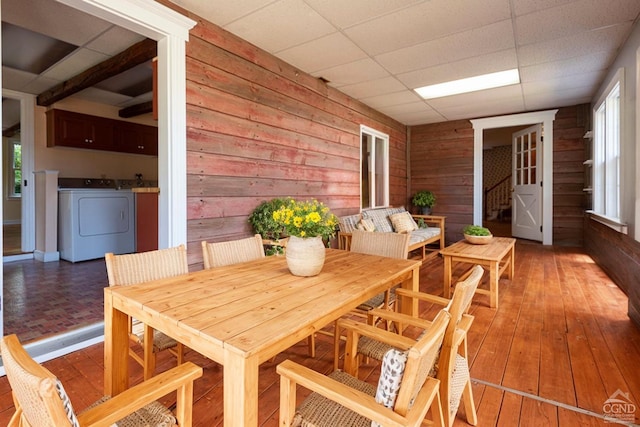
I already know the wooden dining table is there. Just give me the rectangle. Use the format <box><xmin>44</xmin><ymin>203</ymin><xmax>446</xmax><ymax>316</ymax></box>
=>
<box><xmin>104</xmin><ymin>248</ymin><xmax>421</xmax><ymax>427</ymax></box>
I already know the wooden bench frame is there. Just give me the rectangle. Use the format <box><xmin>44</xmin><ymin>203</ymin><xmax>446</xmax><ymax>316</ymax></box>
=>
<box><xmin>338</xmin><ymin>214</ymin><xmax>446</xmax><ymax>262</ymax></box>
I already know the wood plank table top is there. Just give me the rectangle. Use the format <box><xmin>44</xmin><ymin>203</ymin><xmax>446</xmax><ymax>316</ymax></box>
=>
<box><xmin>440</xmin><ymin>237</ymin><xmax>516</xmax><ymax>308</ymax></box>
<box><xmin>104</xmin><ymin>248</ymin><xmax>421</xmax><ymax>427</ymax></box>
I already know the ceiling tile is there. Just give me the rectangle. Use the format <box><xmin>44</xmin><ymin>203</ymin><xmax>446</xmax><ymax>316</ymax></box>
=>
<box><xmin>375</xmin><ymin>20</ymin><xmax>515</xmax><ymax>74</ymax></box>
<box><xmin>2</xmin><ymin>0</ymin><xmax>111</xmax><ymax>46</ymax></box>
<box><xmin>521</xmin><ymin>72</ymin><xmax>601</xmax><ymax>96</ymax></box>
<box><xmin>515</xmin><ymin>0</ymin><xmax>640</xmax><ymax>45</ymax></box>
<box><xmin>344</xmin><ymin>0</ymin><xmax>511</xmax><ymax>56</ymax></box>
<box><xmin>312</xmin><ymin>58</ymin><xmax>389</xmax><ymax>86</ymax></box>
<box><xmin>224</xmin><ymin>0</ymin><xmax>335</xmax><ymax>53</ymax></box>
<box><xmin>391</xmin><ymin>109</ymin><xmax>447</xmax><ymax>125</ymax></box>
<box><xmin>304</xmin><ymin>0</ymin><xmax>424</xmax><ymax>29</ymax></box>
<box><xmin>511</xmin><ymin>0</ymin><xmax>577</xmax><ymax>16</ymax></box>
<box><xmin>20</xmin><ymin>75</ymin><xmax>64</xmax><ymax>95</ymax></box>
<box><xmin>85</xmin><ymin>26</ymin><xmax>146</xmax><ymax>56</ymax></box>
<box><xmin>518</xmin><ymin>23</ymin><xmax>632</xmax><ymax>66</ymax></box>
<box><xmin>2</xmin><ymin>67</ymin><xmax>39</xmax><ymax>93</ymax></box>
<box><xmin>520</xmin><ymin>51</ymin><xmax>613</xmax><ymax>82</ymax></box>
<box><xmin>41</xmin><ymin>48</ymin><xmax>110</xmax><ymax>81</ymax></box>
<box><xmin>397</xmin><ymin>49</ymin><xmax>518</xmax><ymax>89</ymax></box>
<box><xmin>277</xmin><ymin>32</ymin><xmax>367</xmax><ymax>74</ymax></box>
<box><xmin>360</xmin><ymin>90</ymin><xmax>422</xmax><ymax>108</ymax></box>
<box><xmin>336</xmin><ymin>76</ymin><xmax>407</xmax><ymax>99</ymax></box>
<box><xmin>73</xmin><ymin>87</ymin><xmax>132</xmax><ymax>106</ymax></box>
<box><xmin>168</xmin><ymin>0</ymin><xmax>275</xmax><ymax>26</ymax></box>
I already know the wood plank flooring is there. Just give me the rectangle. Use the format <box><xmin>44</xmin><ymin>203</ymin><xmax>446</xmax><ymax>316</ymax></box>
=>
<box><xmin>1</xmin><ymin>241</ymin><xmax>639</xmax><ymax>426</ymax></box>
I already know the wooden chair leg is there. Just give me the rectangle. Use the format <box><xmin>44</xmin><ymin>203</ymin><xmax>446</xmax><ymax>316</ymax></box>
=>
<box><xmin>333</xmin><ymin>320</ymin><xmax>341</xmax><ymax>371</ymax></box>
<box><xmin>461</xmin><ymin>379</ymin><xmax>477</xmax><ymax>426</ymax></box>
<box><xmin>307</xmin><ymin>334</ymin><xmax>315</xmax><ymax>358</ymax></box>
<box><xmin>176</xmin><ymin>342</ymin><xmax>184</xmax><ymax>365</ymax></box>
<box><xmin>143</xmin><ymin>325</ymin><xmax>155</xmax><ymax>380</ymax></box>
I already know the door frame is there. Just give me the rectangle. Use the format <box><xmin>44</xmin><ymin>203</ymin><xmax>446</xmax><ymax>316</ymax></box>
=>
<box><xmin>0</xmin><ymin>0</ymin><xmax>195</xmax><ymax>366</ymax></box>
<box><xmin>471</xmin><ymin>109</ymin><xmax>558</xmax><ymax>245</ymax></box>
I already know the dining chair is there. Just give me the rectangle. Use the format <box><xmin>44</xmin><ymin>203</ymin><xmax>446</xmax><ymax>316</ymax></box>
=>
<box><xmin>201</xmin><ymin>234</ymin><xmax>265</xmax><ymax>269</ymax></box>
<box><xmin>201</xmin><ymin>234</ymin><xmax>314</xmax><ymax>357</ymax></box>
<box><xmin>277</xmin><ymin>309</ymin><xmax>450</xmax><ymax>427</ymax></box>
<box><xmin>1</xmin><ymin>333</ymin><xmax>202</xmax><ymax>427</ymax></box>
<box><xmin>346</xmin><ymin>265</ymin><xmax>484</xmax><ymax>427</ymax></box>
<box><xmin>104</xmin><ymin>244</ymin><xmax>189</xmax><ymax>380</ymax></box>
<box><xmin>331</xmin><ymin>229</ymin><xmax>411</xmax><ymax>368</ymax></box>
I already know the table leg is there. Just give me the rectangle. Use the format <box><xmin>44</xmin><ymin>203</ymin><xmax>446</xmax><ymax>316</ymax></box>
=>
<box><xmin>443</xmin><ymin>255</ymin><xmax>452</xmax><ymax>298</ymax></box>
<box><xmin>508</xmin><ymin>244</ymin><xmax>515</xmax><ymax>279</ymax></box>
<box><xmin>104</xmin><ymin>290</ymin><xmax>129</xmax><ymax>396</ymax></box>
<box><xmin>224</xmin><ymin>349</ymin><xmax>259</xmax><ymax>427</ymax></box>
<box><xmin>398</xmin><ymin>265</ymin><xmax>420</xmax><ymax>317</ymax></box>
<box><xmin>489</xmin><ymin>261</ymin><xmax>498</xmax><ymax>309</ymax></box>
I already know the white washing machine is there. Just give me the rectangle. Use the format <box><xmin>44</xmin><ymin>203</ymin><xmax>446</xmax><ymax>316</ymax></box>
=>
<box><xmin>58</xmin><ymin>189</ymin><xmax>135</xmax><ymax>262</ymax></box>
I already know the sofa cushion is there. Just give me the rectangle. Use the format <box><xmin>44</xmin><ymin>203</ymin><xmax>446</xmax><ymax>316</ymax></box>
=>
<box><xmin>362</xmin><ymin>207</ymin><xmax>405</xmax><ymax>233</ymax></box>
<box><xmin>338</xmin><ymin>214</ymin><xmax>361</xmax><ymax>233</ymax></box>
<box><xmin>357</xmin><ymin>218</ymin><xmax>376</xmax><ymax>232</ymax></box>
<box><xmin>389</xmin><ymin>211</ymin><xmax>419</xmax><ymax>233</ymax></box>
<box><xmin>410</xmin><ymin>227</ymin><xmax>441</xmax><ymax>246</ymax></box>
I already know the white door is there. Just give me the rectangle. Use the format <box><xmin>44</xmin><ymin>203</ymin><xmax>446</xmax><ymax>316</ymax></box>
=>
<box><xmin>512</xmin><ymin>124</ymin><xmax>543</xmax><ymax>241</ymax></box>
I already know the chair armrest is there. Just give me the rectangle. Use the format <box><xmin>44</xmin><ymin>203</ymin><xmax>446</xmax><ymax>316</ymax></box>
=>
<box><xmin>277</xmin><ymin>359</ymin><xmax>413</xmax><ymax>427</ymax></box>
<box><xmin>337</xmin><ymin>318</ymin><xmax>416</xmax><ymax>351</ymax></box>
<box><xmin>411</xmin><ymin>214</ymin><xmax>445</xmax><ymax>228</ymax></box>
<box><xmin>78</xmin><ymin>362</ymin><xmax>203</xmax><ymax>427</ymax></box>
<box><xmin>395</xmin><ymin>288</ymin><xmax>451</xmax><ymax>307</ymax></box>
<box><xmin>338</xmin><ymin>232</ymin><xmax>353</xmax><ymax>250</ymax></box>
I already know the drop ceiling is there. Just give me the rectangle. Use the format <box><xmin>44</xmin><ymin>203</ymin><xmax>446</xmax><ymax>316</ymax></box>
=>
<box><xmin>2</xmin><ymin>0</ymin><xmax>640</xmax><ymax>132</ymax></box>
<box><xmin>170</xmin><ymin>0</ymin><xmax>640</xmax><ymax>125</ymax></box>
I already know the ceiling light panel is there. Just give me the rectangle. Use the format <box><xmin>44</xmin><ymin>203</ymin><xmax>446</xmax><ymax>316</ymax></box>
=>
<box><xmin>415</xmin><ymin>69</ymin><xmax>520</xmax><ymax>99</ymax></box>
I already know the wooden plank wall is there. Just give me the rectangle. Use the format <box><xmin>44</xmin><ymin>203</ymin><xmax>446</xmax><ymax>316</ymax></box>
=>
<box><xmin>160</xmin><ymin>3</ymin><xmax>408</xmax><ymax>265</ymax></box>
<box><xmin>584</xmin><ymin>215</ymin><xmax>640</xmax><ymax>327</ymax></box>
<box><xmin>408</xmin><ymin>105</ymin><xmax>588</xmax><ymax>245</ymax></box>
<box><xmin>409</xmin><ymin>120</ymin><xmax>474</xmax><ymax>243</ymax></box>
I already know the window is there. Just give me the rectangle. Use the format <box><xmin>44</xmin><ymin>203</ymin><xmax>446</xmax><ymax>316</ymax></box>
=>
<box><xmin>593</xmin><ymin>69</ymin><xmax>622</xmax><ymax>222</ymax></box>
<box><xmin>360</xmin><ymin>126</ymin><xmax>389</xmax><ymax>209</ymax></box>
<box><xmin>8</xmin><ymin>140</ymin><xmax>21</xmax><ymax>198</ymax></box>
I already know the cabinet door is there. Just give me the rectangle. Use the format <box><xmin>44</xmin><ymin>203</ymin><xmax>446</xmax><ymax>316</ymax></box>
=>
<box><xmin>116</xmin><ymin>122</ymin><xmax>158</xmax><ymax>155</ymax></box>
<box><xmin>47</xmin><ymin>110</ymin><xmax>115</xmax><ymax>151</ymax></box>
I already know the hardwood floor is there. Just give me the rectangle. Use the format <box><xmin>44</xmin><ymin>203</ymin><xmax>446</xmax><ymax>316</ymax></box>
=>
<box><xmin>1</xmin><ymin>241</ymin><xmax>639</xmax><ymax>426</ymax></box>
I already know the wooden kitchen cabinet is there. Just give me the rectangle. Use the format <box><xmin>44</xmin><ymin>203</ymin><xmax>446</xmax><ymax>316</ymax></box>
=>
<box><xmin>46</xmin><ymin>109</ymin><xmax>115</xmax><ymax>151</ymax></box>
<box><xmin>115</xmin><ymin>121</ymin><xmax>158</xmax><ymax>155</ymax></box>
<box><xmin>46</xmin><ymin>109</ymin><xmax>157</xmax><ymax>155</ymax></box>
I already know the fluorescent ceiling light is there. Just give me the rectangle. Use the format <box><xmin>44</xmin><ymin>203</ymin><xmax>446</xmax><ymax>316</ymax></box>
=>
<box><xmin>415</xmin><ymin>69</ymin><xmax>520</xmax><ymax>99</ymax></box>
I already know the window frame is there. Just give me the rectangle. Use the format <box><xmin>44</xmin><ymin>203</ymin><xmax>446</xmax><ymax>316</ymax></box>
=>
<box><xmin>360</xmin><ymin>125</ymin><xmax>389</xmax><ymax>209</ymax></box>
<box><xmin>592</xmin><ymin>68</ymin><xmax>624</xmax><ymax>227</ymax></box>
<box><xmin>6</xmin><ymin>138</ymin><xmax>21</xmax><ymax>199</ymax></box>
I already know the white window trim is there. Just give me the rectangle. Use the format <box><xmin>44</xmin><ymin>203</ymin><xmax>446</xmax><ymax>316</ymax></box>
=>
<box><xmin>591</xmin><ymin>68</ymin><xmax>625</xmax><ymax>232</ymax></box>
<box><xmin>360</xmin><ymin>125</ymin><xmax>389</xmax><ymax>209</ymax></box>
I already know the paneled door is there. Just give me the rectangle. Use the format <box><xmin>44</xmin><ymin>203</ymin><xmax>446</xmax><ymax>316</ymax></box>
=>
<box><xmin>512</xmin><ymin>124</ymin><xmax>543</xmax><ymax>241</ymax></box>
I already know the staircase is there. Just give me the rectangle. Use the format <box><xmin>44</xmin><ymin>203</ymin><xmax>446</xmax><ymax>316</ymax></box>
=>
<box><xmin>485</xmin><ymin>176</ymin><xmax>512</xmax><ymax>221</ymax></box>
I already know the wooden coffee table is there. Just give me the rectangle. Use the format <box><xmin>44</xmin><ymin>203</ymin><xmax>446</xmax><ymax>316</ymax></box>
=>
<box><xmin>440</xmin><ymin>237</ymin><xmax>516</xmax><ymax>308</ymax></box>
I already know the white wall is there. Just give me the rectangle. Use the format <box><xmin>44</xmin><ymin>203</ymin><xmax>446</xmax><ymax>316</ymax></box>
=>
<box><xmin>591</xmin><ymin>19</ymin><xmax>640</xmax><ymax>240</ymax></box>
<box><xmin>35</xmin><ymin>98</ymin><xmax>158</xmax><ymax>181</ymax></box>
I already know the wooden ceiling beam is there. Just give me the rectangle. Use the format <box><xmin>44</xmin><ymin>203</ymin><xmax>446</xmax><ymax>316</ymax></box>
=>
<box><xmin>118</xmin><ymin>101</ymin><xmax>153</xmax><ymax>118</ymax></box>
<box><xmin>3</xmin><ymin>122</ymin><xmax>20</xmax><ymax>138</ymax></box>
<box><xmin>37</xmin><ymin>38</ymin><xmax>157</xmax><ymax>107</ymax></box>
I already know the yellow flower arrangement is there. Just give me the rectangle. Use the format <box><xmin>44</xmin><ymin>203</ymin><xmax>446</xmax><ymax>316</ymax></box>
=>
<box><xmin>272</xmin><ymin>198</ymin><xmax>338</xmax><ymax>240</ymax></box>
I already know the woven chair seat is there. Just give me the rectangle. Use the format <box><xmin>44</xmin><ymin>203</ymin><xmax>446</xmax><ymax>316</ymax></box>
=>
<box><xmin>131</xmin><ymin>320</ymin><xmax>178</xmax><ymax>352</ymax></box>
<box><xmin>86</xmin><ymin>397</ymin><xmax>176</xmax><ymax>427</ymax></box>
<box><xmin>292</xmin><ymin>370</ymin><xmax>375</xmax><ymax>427</ymax></box>
<box><xmin>356</xmin><ymin>288</ymin><xmax>396</xmax><ymax>311</ymax></box>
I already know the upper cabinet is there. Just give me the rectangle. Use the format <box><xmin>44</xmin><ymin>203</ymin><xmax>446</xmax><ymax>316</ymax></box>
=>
<box><xmin>46</xmin><ymin>109</ymin><xmax>157</xmax><ymax>156</ymax></box>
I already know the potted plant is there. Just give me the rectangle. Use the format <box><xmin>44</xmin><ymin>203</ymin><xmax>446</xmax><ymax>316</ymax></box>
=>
<box><xmin>248</xmin><ymin>197</ymin><xmax>291</xmax><ymax>255</ymax></box>
<box><xmin>412</xmin><ymin>190</ymin><xmax>436</xmax><ymax>215</ymax></box>
<box><xmin>462</xmin><ymin>224</ymin><xmax>493</xmax><ymax>245</ymax></box>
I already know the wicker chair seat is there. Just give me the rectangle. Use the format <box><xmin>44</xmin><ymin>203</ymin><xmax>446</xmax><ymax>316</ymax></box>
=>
<box><xmin>292</xmin><ymin>370</ymin><xmax>375</xmax><ymax>427</ymax></box>
<box><xmin>356</xmin><ymin>288</ymin><xmax>396</xmax><ymax>311</ymax></box>
<box><xmin>86</xmin><ymin>397</ymin><xmax>176</xmax><ymax>427</ymax></box>
<box><xmin>132</xmin><ymin>320</ymin><xmax>179</xmax><ymax>352</ymax></box>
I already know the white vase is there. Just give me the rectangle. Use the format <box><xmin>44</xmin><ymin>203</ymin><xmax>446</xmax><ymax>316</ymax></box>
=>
<box><xmin>285</xmin><ymin>235</ymin><xmax>326</xmax><ymax>277</ymax></box>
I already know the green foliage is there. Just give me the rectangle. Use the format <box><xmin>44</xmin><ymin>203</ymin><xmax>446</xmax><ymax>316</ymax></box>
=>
<box><xmin>463</xmin><ymin>224</ymin><xmax>492</xmax><ymax>236</ymax></box>
<box><xmin>248</xmin><ymin>198</ymin><xmax>291</xmax><ymax>240</ymax></box>
<box><xmin>411</xmin><ymin>190</ymin><xmax>435</xmax><ymax>208</ymax></box>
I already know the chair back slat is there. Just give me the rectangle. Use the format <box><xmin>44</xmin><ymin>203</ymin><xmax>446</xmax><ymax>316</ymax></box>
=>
<box><xmin>1</xmin><ymin>335</ymin><xmax>73</xmax><ymax>427</ymax></box>
<box><xmin>201</xmin><ymin>234</ymin><xmax>265</xmax><ymax>269</ymax></box>
<box><xmin>105</xmin><ymin>244</ymin><xmax>188</xmax><ymax>286</ymax></box>
<box><xmin>394</xmin><ymin>309</ymin><xmax>450</xmax><ymax>415</ymax></box>
<box><xmin>350</xmin><ymin>230</ymin><xmax>410</xmax><ymax>260</ymax></box>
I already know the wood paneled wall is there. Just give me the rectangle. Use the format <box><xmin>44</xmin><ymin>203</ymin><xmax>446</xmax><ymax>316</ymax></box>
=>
<box><xmin>164</xmin><ymin>5</ymin><xmax>407</xmax><ymax>264</ymax></box>
<box><xmin>408</xmin><ymin>105</ymin><xmax>588</xmax><ymax>245</ymax></box>
<box><xmin>584</xmin><ymin>215</ymin><xmax>640</xmax><ymax>327</ymax></box>
<box><xmin>409</xmin><ymin>120</ymin><xmax>474</xmax><ymax>243</ymax></box>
